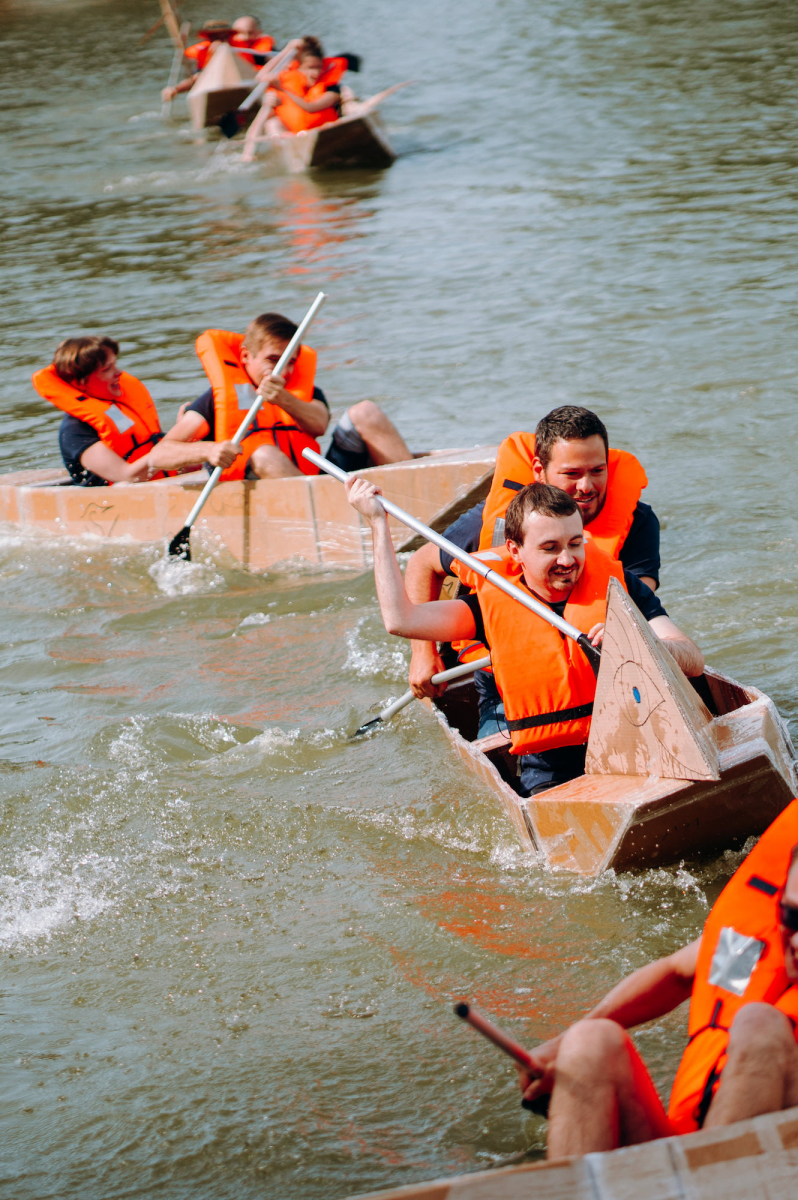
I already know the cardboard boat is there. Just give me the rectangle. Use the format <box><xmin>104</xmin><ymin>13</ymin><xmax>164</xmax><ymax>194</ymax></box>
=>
<box><xmin>264</xmin><ymin>87</ymin><xmax>402</xmax><ymax>171</ymax></box>
<box><xmin>0</xmin><ymin>447</ymin><xmax>495</xmax><ymax>572</ymax></box>
<box><xmin>350</xmin><ymin>1101</ymin><xmax>798</xmax><ymax>1200</ymax></box>
<box><xmin>186</xmin><ymin>42</ymin><xmax>257</xmax><ymax>130</ymax></box>
<box><xmin>425</xmin><ymin>577</ymin><xmax>797</xmax><ymax>875</ymax></box>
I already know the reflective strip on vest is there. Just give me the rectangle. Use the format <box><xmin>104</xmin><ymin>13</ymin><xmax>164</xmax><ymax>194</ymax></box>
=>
<box><xmin>707</xmin><ymin>928</ymin><xmax>766</xmax><ymax>997</ymax></box>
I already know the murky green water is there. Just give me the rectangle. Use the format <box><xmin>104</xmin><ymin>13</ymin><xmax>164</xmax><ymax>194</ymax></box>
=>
<box><xmin>2</xmin><ymin>1</ymin><xmax>798</xmax><ymax>1196</ymax></box>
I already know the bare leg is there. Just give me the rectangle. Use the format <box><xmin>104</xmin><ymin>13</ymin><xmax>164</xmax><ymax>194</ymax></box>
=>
<box><xmin>547</xmin><ymin>1019</ymin><xmax>672</xmax><ymax>1158</ymax></box>
<box><xmin>242</xmin><ymin>100</ymin><xmax>275</xmax><ymax>162</ymax></box>
<box><xmin>346</xmin><ymin>400</ymin><xmax>413</xmax><ymax>466</ymax></box>
<box><xmin>704</xmin><ymin>1003</ymin><xmax>798</xmax><ymax>1128</ymax></box>
<box><xmin>247</xmin><ymin>445</ymin><xmax>303</xmax><ymax>478</ymax></box>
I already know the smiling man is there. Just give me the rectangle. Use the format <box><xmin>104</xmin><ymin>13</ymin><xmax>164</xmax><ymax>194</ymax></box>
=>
<box><xmin>347</xmin><ymin>477</ymin><xmax>701</xmax><ymax>796</ymax></box>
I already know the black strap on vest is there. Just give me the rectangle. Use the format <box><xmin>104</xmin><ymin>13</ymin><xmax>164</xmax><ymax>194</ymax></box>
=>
<box><xmin>503</xmin><ymin>478</ymin><xmax>523</xmax><ymax>491</ymax></box>
<box><xmin>506</xmin><ymin>702</ymin><xmax>594</xmax><ymax>732</ymax></box>
<box><xmin>747</xmin><ymin>874</ymin><xmax>779</xmax><ymax>897</ymax></box>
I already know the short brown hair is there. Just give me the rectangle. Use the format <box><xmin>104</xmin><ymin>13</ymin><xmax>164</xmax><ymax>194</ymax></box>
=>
<box><xmin>298</xmin><ymin>36</ymin><xmax>325</xmax><ymax>61</ymax></box>
<box><xmin>52</xmin><ymin>336</ymin><xmax>119</xmax><ymax>384</ymax></box>
<box><xmin>505</xmin><ymin>482</ymin><xmax>581</xmax><ymax>545</ymax></box>
<box><xmin>535</xmin><ymin>406</ymin><xmax>609</xmax><ymax>469</ymax></box>
<box><xmin>242</xmin><ymin>313</ymin><xmax>297</xmax><ymax>354</ymax></box>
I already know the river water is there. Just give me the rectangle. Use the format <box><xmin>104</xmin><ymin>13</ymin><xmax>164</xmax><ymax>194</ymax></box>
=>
<box><xmin>2</xmin><ymin>0</ymin><xmax>798</xmax><ymax>1196</ymax></box>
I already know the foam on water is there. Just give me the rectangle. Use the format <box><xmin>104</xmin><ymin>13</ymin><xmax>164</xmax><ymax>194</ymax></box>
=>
<box><xmin>147</xmin><ymin>553</ymin><xmax>227</xmax><ymax>596</ymax></box>
<box><xmin>0</xmin><ymin>843</ymin><xmax>116</xmax><ymax>951</ymax></box>
<box><xmin>344</xmin><ymin>615</ymin><xmax>407</xmax><ymax>680</ymax></box>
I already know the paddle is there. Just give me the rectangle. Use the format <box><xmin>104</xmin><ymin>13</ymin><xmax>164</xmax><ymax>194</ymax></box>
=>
<box><xmin>455</xmin><ymin>1002</ymin><xmax>550</xmax><ymax>1116</ymax></box>
<box><xmin>161</xmin><ymin>21</ymin><xmax>190</xmax><ymax>120</ymax></box>
<box><xmin>300</xmin><ymin>448</ymin><xmax>601</xmax><ymax>674</ymax></box>
<box><xmin>218</xmin><ymin>42</ymin><xmax>301</xmax><ymax>139</ymax></box>
<box><xmin>353</xmin><ymin>654</ymin><xmax>491</xmax><ymax>737</ymax></box>
<box><xmin>167</xmin><ymin>291</ymin><xmax>327</xmax><ymax>561</ymax></box>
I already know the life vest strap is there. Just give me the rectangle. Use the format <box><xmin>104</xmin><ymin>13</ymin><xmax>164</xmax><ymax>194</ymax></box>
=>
<box><xmin>506</xmin><ymin>702</ymin><xmax>594</xmax><ymax>732</ymax></box>
<box><xmin>503</xmin><ymin>478</ymin><xmax>524</xmax><ymax>491</ymax></box>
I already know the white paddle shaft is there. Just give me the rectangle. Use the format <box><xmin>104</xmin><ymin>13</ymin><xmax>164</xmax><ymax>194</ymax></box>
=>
<box><xmin>302</xmin><ymin>449</ymin><xmax>588</xmax><ymax>645</ymax></box>
<box><xmin>182</xmin><ymin>291</ymin><xmax>326</xmax><ymax>532</ymax></box>
<box><xmin>375</xmin><ymin>655</ymin><xmax>491</xmax><ymax>723</ymax></box>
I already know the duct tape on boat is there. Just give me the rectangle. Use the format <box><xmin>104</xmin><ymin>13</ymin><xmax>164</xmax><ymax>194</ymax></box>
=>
<box><xmin>708</xmin><ymin>927</ymin><xmax>765</xmax><ymax>996</ymax></box>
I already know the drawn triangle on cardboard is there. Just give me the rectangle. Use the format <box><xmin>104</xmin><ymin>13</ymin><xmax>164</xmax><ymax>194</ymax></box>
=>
<box><xmin>585</xmin><ymin>577</ymin><xmax>719</xmax><ymax>781</ymax></box>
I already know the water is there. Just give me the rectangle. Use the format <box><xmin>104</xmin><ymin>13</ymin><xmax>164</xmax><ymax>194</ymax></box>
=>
<box><xmin>2</xmin><ymin>0</ymin><xmax>798</xmax><ymax>1195</ymax></box>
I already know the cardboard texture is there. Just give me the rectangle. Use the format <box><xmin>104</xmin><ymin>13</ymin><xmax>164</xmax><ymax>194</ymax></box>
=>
<box><xmin>586</xmin><ymin>577</ymin><xmax>719</xmax><ymax>781</ymax></box>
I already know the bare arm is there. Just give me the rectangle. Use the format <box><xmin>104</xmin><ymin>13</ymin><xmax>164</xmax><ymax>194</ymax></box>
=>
<box><xmin>405</xmin><ymin>542</ymin><xmax>448</xmax><ymax>698</ymax></box>
<box><xmin>347</xmin><ymin>479</ymin><xmax>476</xmax><ymax>643</ymax></box>
<box><xmin>274</xmin><ymin>87</ymin><xmax>341</xmax><ymax>113</ymax></box>
<box><xmin>79</xmin><ymin>442</ymin><xmax>152</xmax><ymax>484</ymax></box>
<box><xmin>520</xmin><ymin>938</ymin><xmax>701</xmax><ymax>1101</ymax></box>
<box><xmin>649</xmin><ymin>615</ymin><xmax>704</xmax><ymax>677</ymax></box>
<box><xmin>154</xmin><ymin>410</ymin><xmax>242</xmax><ymax>470</ymax></box>
<box><xmin>258</xmin><ymin>376</ymin><xmax>329</xmax><ymax>437</ymax></box>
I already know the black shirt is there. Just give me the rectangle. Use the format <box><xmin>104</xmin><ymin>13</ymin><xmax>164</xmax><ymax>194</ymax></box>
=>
<box><xmin>186</xmin><ymin>385</ymin><xmax>329</xmax><ymax>441</ymax></box>
<box><xmin>58</xmin><ymin>414</ymin><xmax>166</xmax><ymax>487</ymax></box>
<box><xmin>460</xmin><ymin>570</ymin><xmax>667</xmax><ymax>648</ymax></box>
<box><xmin>439</xmin><ymin>499</ymin><xmax>661</xmax><ymax>586</ymax></box>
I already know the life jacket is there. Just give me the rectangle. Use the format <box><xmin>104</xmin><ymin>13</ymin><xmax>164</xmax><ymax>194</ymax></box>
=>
<box><xmin>668</xmin><ymin>799</ymin><xmax>798</xmax><ymax>1134</ymax></box>
<box><xmin>274</xmin><ymin>58</ymin><xmax>347</xmax><ymax>132</ymax></box>
<box><xmin>195</xmin><ymin>330</ymin><xmax>319</xmax><ymax>482</ymax></box>
<box><xmin>231</xmin><ymin>34</ymin><xmax>274</xmax><ymax>66</ymax></box>
<box><xmin>478</xmin><ymin>433</ymin><xmax>648</xmax><ymax>558</ymax></box>
<box><xmin>184</xmin><ymin>39</ymin><xmax>226</xmax><ymax>71</ymax></box>
<box><xmin>452</xmin><ymin>542</ymin><xmax>625</xmax><ymax>754</ymax></box>
<box><xmin>32</xmin><ymin>366</ymin><xmax>167</xmax><ymax>481</ymax></box>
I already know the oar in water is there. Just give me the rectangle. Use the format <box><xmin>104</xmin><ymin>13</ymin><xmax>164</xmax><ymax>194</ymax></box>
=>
<box><xmin>167</xmin><ymin>290</ymin><xmax>327</xmax><ymax>561</ymax></box>
<box><xmin>354</xmin><ymin>654</ymin><xmax>491</xmax><ymax>737</ymax></box>
<box><xmin>300</xmin><ymin>448</ymin><xmax>601</xmax><ymax>674</ymax></box>
<box><xmin>455</xmin><ymin>1002</ymin><xmax>550</xmax><ymax>1116</ymax></box>
<box><xmin>161</xmin><ymin>21</ymin><xmax>190</xmax><ymax>120</ymax></box>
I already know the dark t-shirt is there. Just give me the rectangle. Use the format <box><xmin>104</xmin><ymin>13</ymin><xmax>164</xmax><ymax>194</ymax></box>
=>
<box><xmin>186</xmin><ymin>385</ymin><xmax>329</xmax><ymax>441</ymax></box>
<box><xmin>58</xmin><ymin>414</ymin><xmax>167</xmax><ymax>487</ymax></box>
<box><xmin>459</xmin><ymin>569</ymin><xmax>667</xmax><ymax>648</ymax></box>
<box><xmin>439</xmin><ymin>499</ymin><xmax>661</xmax><ymax>586</ymax></box>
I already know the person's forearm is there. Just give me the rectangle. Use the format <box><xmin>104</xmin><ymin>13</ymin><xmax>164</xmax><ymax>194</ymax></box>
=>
<box><xmin>369</xmin><ymin>516</ymin><xmax>472</xmax><ymax>642</ymax></box>
<box><xmin>275</xmin><ymin>89</ymin><xmax>339</xmax><ymax>113</ymax></box>
<box><xmin>271</xmin><ymin>392</ymin><xmax>328</xmax><ymax>436</ymax></box>
<box><xmin>585</xmin><ymin>956</ymin><xmax>694</xmax><ymax>1029</ymax></box>
<box><xmin>149</xmin><ymin>440</ymin><xmax>210</xmax><ymax>471</ymax></box>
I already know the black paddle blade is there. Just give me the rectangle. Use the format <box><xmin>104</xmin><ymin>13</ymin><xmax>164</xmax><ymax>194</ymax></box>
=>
<box><xmin>576</xmin><ymin>633</ymin><xmax>601</xmax><ymax>677</ymax></box>
<box><xmin>351</xmin><ymin>715</ymin><xmax>382</xmax><ymax>738</ymax></box>
<box><xmin>218</xmin><ymin>111</ymin><xmax>240</xmax><ymax>139</ymax></box>
<box><xmin>521</xmin><ymin>1094</ymin><xmax>551</xmax><ymax>1118</ymax></box>
<box><xmin>168</xmin><ymin>526</ymin><xmax>192</xmax><ymax>560</ymax></box>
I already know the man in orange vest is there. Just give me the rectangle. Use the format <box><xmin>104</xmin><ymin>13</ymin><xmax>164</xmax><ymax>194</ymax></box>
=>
<box><xmin>164</xmin><ymin>311</ymin><xmax>415</xmax><ymax>480</ymax></box>
<box><xmin>161</xmin><ymin>17</ymin><xmax>277</xmax><ymax>105</ymax></box>
<box><xmin>515</xmin><ymin>802</ymin><xmax>798</xmax><ymax>1157</ymax></box>
<box><xmin>346</xmin><ymin>477</ymin><xmax>701</xmax><ymax>795</ymax></box>
<box><xmin>405</xmin><ymin>406</ymin><xmax>660</xmax><ymax>737</ymax></box>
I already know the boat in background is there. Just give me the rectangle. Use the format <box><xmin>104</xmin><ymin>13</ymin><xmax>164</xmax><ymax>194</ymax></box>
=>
<box><xmin>263</xmin><ymin>84</ymin><xmax>409</xmax><ymax>171</ymax></box>
<box><xmin>187</xmin><ymin>42</ymin><xmax>257</xmax><ymax>130</ymax></box>
<box><xmin>425</xmin><ymin>577</ymin><xmax>797</xmax><ymax>875</ymax></box>
<box><xmin>0</xmin><ymin>447</ymin><xmax>495</xmax><ymax>572</ymax></box>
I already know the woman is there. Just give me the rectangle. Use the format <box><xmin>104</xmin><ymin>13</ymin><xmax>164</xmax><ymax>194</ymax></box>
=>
<box><xmin>32</xmin><ymin>336</ymin><xmax>239</xmax><ymax>486</ymax></box>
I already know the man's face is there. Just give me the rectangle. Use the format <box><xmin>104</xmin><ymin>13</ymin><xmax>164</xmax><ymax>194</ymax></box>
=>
<box><xmin>300</xmin><ymin>56</ymin><xmax>325</xmax><ymax>85</ymax></box>
<box><xmin>780</xmin><ymin>861</ymin><xmax>798</xmax><ymax>983</ymax></box>
<box><xmin>506</xmin><ymin>510</ymin><xmax>586</xmax><ymax>604</ymax></box>
<box><xmin>534</xmin><ymin>436</ymin><xmax>609</xmax><ymax>526</ymax></box>
<box><xmin>84</xmin><ymin>351</ymin><xmax>122</xmax><ymax>402</ymax></box>
<box><xmin>233</xmin><ymin>17</ymin><xmax>260</xmax><ymax>39</ymax></box>
<box><xmin>240</xmin><ymin>337</ymin><xmax>297</xmax><ymax>388</ymax></box>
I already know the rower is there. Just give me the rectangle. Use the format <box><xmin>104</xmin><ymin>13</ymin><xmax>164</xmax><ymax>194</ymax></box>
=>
<box><xmin>32</xmin><ymin>336</ymin><xmax>241</xmax><ymax>486</ymax></box>
<box><xmin>162</xmin><ymin>19</ymin><xmax>236</xmax><ymax>103</ymax></box>
<box><xmin>405</xmin><ymin>406</ymin><xmax>660</xmax><ymax>738</ymax></box>
<box><xmin>515</xmin><ymin>801</ymin><xmax>798</xmax><ymax>1157</ymax></box>
<box><xmin>346</xmin><ymin>477</ymin><xmax>702</xmax><ymax>797</ymax></box>
<box><xmin>230</xmin><ymin>15</ymin><xmax>275</xmax><ymax>66</ymax></box>
<box><xmin>241</xmin><ymin>36</ymin><xmax>351</xmax><ymax>160</ymax></box>
<box><xmin>164</xmin><ymin>312</ymin><xmax>415</xmax><ymax>479</ymax></box>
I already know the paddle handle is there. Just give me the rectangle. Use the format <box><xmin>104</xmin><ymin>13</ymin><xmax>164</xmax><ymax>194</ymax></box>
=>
<box><xmin>376</xmin><ymin>655</ymin><xmax>491</xmax><ymax>722</ymax></box>
<box><xmin>181</xmin><ymin>291</ymin><xmax>326</xmax><ymax>532</ymax></box>
<box><xmin>455</xmin><ymin>1003</ymin><xmax>539</xmax><ymax>1073</ymax></box>
<box><xmin>301</xmin><ymin>449</ymin><xmax>590</xmax><ymax>649</ymax></box>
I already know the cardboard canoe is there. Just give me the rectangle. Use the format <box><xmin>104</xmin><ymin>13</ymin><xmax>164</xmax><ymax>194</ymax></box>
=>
<box><xmin>425</xmin><ymin>577</ymin><xmax>797</xmax><ymax>875</ymax></box>
<box><xmin>0</xmin><ymin>447</ymin><xmax>496</xmax><ymax>571</ymax></box>
<box><xmin>264</xmin><ymin>89</ymin><xmax>402</xmax><ymax>171</ymax></box>
<box><xmin>349</xmin><ymin>1101</ymin><xmax>798</xmax><ymax>1199</ymax></box>
<box><xmin>187</xmin><ymin>41</ymin><xmax>256</xmax><ymax>130</ymax></box>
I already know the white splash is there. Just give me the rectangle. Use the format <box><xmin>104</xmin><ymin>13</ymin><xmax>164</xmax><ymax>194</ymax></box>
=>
<box><xmin>0</xmin><ymin>845</ymin><xmax>116</xmax><ymax>950</ymax></box>
<box><xmin>148</xmin><ymin>554</ymin><xmax>226</xmax><ymax>596</ymax></box>
<box><xmin>239</xmin><ymin>612</ymin><xmax>271</xmax><ymax>627</ymax></box>
<box><xmin>344</xmin><ymin>617</ymin><xmax>407</xmax><ymax>680</ymax></box>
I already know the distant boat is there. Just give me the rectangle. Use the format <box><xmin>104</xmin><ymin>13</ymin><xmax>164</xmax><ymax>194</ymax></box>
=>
<box><xmin>262</xmin><ymin>84</ymin><xmax>410</xmax><ymax>171</ymax></box>
<box><xmin>187</xmin><ymin>42</ymin><xmax>257</xmax><ymax>131</ymax></box>
<box><xmin>425</xmin><ymin>577</ymin><xmax>797</xmax><ymax>876</ymax></box>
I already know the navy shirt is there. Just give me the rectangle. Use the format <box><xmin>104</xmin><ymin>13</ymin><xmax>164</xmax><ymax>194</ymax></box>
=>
<box><xmin>439</xmin><ymin>499</ymin><xmax>661</xmax><ymax>587</ymax></box>
<box><xmin>186</xmin><ymin>385</ymin><xmax>329</xmax><ymax>441</ymax></box>
<box><xmin>58</xmin><ymin>414</ymin><xmax>164</xmax><ymax>487</ymax></box>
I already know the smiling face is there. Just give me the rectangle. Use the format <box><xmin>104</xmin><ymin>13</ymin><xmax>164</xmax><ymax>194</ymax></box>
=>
<box><xmin>506</xmin><ymin>510</ymin><xmax>586</xmax><ymax>604</ymax></box>
<box><xmin>534</xmin><ymin>435</ymin><xmax>609</xmax><ymax>526</ymax></box>
<box><xmin>299</xmin><ymin>55</ymin><xmax>325</xmax><ymax>86</ymax></box>
<box><xmin>240</xmin><ymin>337</ymin><xmax>297</xmax><ymax>388</ymax></box>
<box><xmin>83</xmin><ymin>351</ymin><xmax>122</xmax><ymax>401</ymax></box>
<box><xmin>781</xmin><ymin>857</ymin><xmax>798</xmax><ymax>983</ymax></box>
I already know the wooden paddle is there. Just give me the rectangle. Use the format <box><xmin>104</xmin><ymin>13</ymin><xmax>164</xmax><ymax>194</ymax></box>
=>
<box><xmin>161</xmin><ymin>21</ymin><xmax>190</xmax><ymax>120</ymax></box>
<box><xmin>353</xmin><ymin>655</ymin><xmax>491</xmax><ymax>737</ymax></box>
<box><xmin>167</xmin><ymin>291</ymin><xmax>327</xmax><ymax>561</ymax></box>
<box><xmin>301</xmin><ymin>448</ymin><xmax>601</xmax><ymax>674</ymax></box>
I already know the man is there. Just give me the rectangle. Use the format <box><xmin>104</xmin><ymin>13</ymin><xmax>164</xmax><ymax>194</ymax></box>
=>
<box><xmin>162</xmin><ymin>19</ymin><xmax>237</xmax><ymax>103</ymax></box>
<box><xmin>405</xmin><ymin>406</ymin><xmax>660</xmax><ymax>738</ymax></box>
<box><xmin>164</xmin><ymin>311</ymin><xmax>414</xmax><ymax>480</ymax></box>
<box><xmin>346</xmin><ymin>477</ymin><xmax>701</xmax><ymax>796</ymax></box>
<box><xmin>230</xmin><ymin>15</ymin><xmax>275</xmax><ymax>65</ymax></box>
<box><xmin>516</xmin><ymin>800</ymin><xmax>798</xmax><ymax>1157</ymax></box>
<box><xmin>32</xmin><ymin>335</ymin><xmax>240</xmax><ymax>486</ymax></box>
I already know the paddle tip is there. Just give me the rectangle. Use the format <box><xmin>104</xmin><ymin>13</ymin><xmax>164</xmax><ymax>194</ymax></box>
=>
<box><xmin>167</xmin><ymin>528</ymin><xmax>192</xmax><ymax>560</ymax></box>
<box><xmin>352</xmin><ymin>717</ymin><xmax>382</xmax><ymax>738</ymax></box>
<box><xmin>454</xmin><ymin>1002</ymin><xmax>470</xmax><ymax>1019</ymax></box>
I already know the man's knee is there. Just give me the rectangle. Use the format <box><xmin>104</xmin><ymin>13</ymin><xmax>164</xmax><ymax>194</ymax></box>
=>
<box><xmin>728</xmin><ymin>1003</ymin><xmax>795</xmax><ymax>1054</ymax></box>
<box><xmin>248</xmin><ymin>444</ymin><xmax>291</xmax><ymax>478</ymax></box>
<box><xmin>558</xmin><ymin>1019</ymin><xmax>629</xmax><ymax>1079</ymax></box>
<box><xmin>347</xmin><ymin>400</ymin><xmax>384</xmax><ymax>435</ymax></box>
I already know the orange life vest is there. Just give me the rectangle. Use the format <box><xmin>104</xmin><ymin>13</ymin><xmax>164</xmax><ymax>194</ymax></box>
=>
<box><xmin>478</xmin><ymin>433</ymin><xmax>648</xmax><ymax>558</ymax></box>
<box><xmin>230</xmin><ymin>34</ymin><xmax>274</xmax><ymax>66</ymax></box>
<box><xmin>452</xmin><ymin>542</ymin><xmax>625</xmax><ymax>755</ymax></box>
<box><xmin>668</xmin><ymin>799</ymin><xmax>798</xmax><ymax>1134</ymax></box>
<box><xmin>184</xmin><ymin>39</ymin><xmax>226</xmax><ymax>71</ymax></box>
<box><xmin>32</xmin><ymin>366</ymin><xmax>166</xmax><ymax>481</ymax></box>
<box><xmin>195</xmin><ymin>330</ymin><xmax>320</xmax><ymax>482</ymax></box>
<box><xmin>274</xmin><ymin>58</ymin><xmax>347</xmax><ymax>132</ymax></box>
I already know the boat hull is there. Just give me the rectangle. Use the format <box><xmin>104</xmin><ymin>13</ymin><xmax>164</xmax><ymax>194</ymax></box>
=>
<box><xmin>0</xmin><ymin>447</ymin><xmax>495</xmax><ymax>571</ymax></box>
<box><xmin>269</xmin><ymin>111</ymin><xmax>396</xmax><ymax>171</ymax></box>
